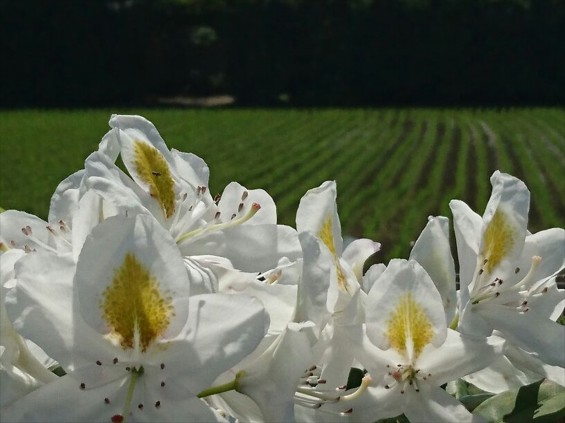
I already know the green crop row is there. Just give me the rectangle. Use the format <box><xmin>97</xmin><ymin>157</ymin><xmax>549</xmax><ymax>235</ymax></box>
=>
<box><xmin>1</xmin><ymin>108</ymin><xmax>563</xmax><ymax>262</ymax></box>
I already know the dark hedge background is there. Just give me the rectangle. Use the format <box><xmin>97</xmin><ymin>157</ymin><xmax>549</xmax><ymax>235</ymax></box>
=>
<box><xmin>2</xmin><ymin>0</ymin><xmax>564</xmax><ymax>108</ymax></box>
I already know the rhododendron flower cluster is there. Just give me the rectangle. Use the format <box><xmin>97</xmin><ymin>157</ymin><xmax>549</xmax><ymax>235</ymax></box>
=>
<box><xmin>1</xmin><ymin>115</ymin><xmax>563</xmax><ymax>423</ymax></box>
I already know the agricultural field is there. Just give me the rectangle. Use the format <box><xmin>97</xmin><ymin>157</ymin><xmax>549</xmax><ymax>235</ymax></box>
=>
<box><xmin>0</xmin><ymin>108</ymin><xmax>563</xmax><ymax>261</ymax></box>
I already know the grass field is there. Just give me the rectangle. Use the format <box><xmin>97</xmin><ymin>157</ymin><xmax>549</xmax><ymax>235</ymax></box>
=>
<box><xmin>1</xmin><ymin>108</ymin><xmax>563</xmax><ymax>261</ymax></box>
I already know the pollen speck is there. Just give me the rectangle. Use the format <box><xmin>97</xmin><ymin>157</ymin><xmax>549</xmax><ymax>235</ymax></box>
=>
<box><xmin>386</xmin><ymin>292</ymin><xmax>433</xmax><ymax>360</ymax></box>
<box><xmin>101</xmin><ymin>253</ymin><xmax>173</xmax><ymax>351</ymax></box>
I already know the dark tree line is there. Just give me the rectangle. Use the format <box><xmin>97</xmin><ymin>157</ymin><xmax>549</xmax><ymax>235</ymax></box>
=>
<box><xmin>1</xmin><ymin>0</ymin><xmax>564</xmax><ymax>107</ymax></box>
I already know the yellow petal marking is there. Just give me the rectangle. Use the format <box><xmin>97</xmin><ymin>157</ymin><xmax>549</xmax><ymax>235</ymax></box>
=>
<box><xmin>481</xmin><ymin>209</ymin><xmax>516</xmax><ymax>274</ymax></box>
<box><xmin>319</xmin><ymin>216</ymin><xmax>348</xmax><ymax>293</ymax></box>
<box><xmin>386</xmin><ymin>292</ymin><xmax>433</xmax><ymax>361</ymax></box>
<box><xmin>133</xmin><ymin>140</ymin><xmax>176</xmax><ymax>218</ymax></box>
<box><xmin>101</xmin><ymin>253</ymin><xmax>173</xmax><ymax>351</ymax></box>
<box><xmin>319</xmin><ymin>216</ymin><xmax>338</xmax><ymax>257</ymax></box>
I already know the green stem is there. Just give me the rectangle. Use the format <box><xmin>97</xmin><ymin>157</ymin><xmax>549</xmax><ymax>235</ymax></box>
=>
<box><xmin>197</xmin><ymin>378</ymin><xmax>238</xmax><ymax>398</ymax></box>
<box><xmin>449</xmin><ymin>312</ymin><xmax>459</xmax><ymax>330</ymax></box>
<box><xmin>122</xmin><ymin>366</ymin><xmax>144</xmax><ymax>422</ymax></box>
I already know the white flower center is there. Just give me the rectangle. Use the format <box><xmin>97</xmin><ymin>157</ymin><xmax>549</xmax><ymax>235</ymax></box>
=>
<box><xmin>383</xmin><ymin>363</ymin><xmax>432</xmax><ymax>394</ymax></box>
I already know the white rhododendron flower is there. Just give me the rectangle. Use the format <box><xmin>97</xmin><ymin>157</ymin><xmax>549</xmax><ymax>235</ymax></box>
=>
<box><xmin>347</xmin><ymin>259</ymin><xmax>503</xmax><ymax>422</ymax></box>
<box><xmin>3</xmin><ymin>214</ymin><xmax>268</xmax><ymax>422</ymax></box>
<box><xmin>84</xmin><ymin>115</ymin><xmax>301</xmax><ymax>276</ymax></box>
<box><xmin>452</xmin><ymin>171</ymin><xmax>565</xmax><ymax>368</ymax></box>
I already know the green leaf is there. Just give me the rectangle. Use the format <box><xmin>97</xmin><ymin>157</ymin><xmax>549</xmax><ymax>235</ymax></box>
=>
<box><xmin>473</xmin><ymin>379</ymin><xmax>565</xmax><ymax>423</ymax></box>
<box><xmin>50</xmin><ymin>366</ymin><xmax>67</xmax><ymax>377</ymax></box>
<box><xmin>375</xmin><ymin>414</ymin><xmax>410</xmax><ymax>423</ymax></box>
<box><xmin>346</xmin><ymin>367</ymin><xmax>366</xmax><ymax>390</ymax></box>
<box><xmin>459</xmin><ymin>393</ymin><xmax>495</xmax><ymax>412</ymax></box>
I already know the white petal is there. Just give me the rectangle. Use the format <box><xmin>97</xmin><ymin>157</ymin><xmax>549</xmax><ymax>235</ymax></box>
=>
<box><xmin>218</xmin><ymin>182</ymin><xmax>277</xmax><ymax>225</ymax></box>
<box><xmin>477</xmin><ymin>305</ymin><xmax>565</xmax><ymax>367</ymax></box>
<box><xmin>48</xmin><ymin>169</ymin><xmax>85</xmax><ymax>224</ymax></box>
<box><xmin>161</xmin><ymin>293</ymin><xmax>269</xmax><ymax>392</ymax></box>
<box><xmin>179</xmin><ymin>224</ymin><xmax>302</xmax><ymax>272</ymax></box>
<box><xmin>1</xmin><ymin>249</ymin><xmax>25</xmax><ymax>283</ymax></box>
<box><xmin>449</xmin><ymin>199</ymin><xmax>483</xmax><ymax>289</ymax></box>
<box><xmin>478</xmin><ymin>171</ymin><xmax>529</xmax><ymax>282</ymax></box>
<box><xmin>405</xmin><ymin>382</ymin><xmax>486</xmax><ymax>423</ymax></box>
<box><xmin>69</xmin><ymin>190</ymin><xmax>106</xmax><ymax>259</ymax></box>
<box><xmin>183</xmin><ymin>255</ymin><xmax>222</xmax><ymax>295</ymax></box>
<box><xmin>0</xmin><ymin>372</ymin><xmax>126</xmax><ymax>423</ymax></box>
<box><xmin>463</xmin><ymin>355</ymin><xmax>539</xmax><ymax>393</ymax></box>
<box><xmin>294</xmin><ymin>232</ymin><xmax>332</xmax><ymax>334</ymax></box>
<box><xmin>110</xmin><ymin>114</ymin><xmax>173</xmax><ymax>163</ymax></box>
<box><xmin>317</xmin><ymin>324</ymin><xmax>358</xmax><ymax>389</ymax></box>
<box><xmin>76</xmin><ymin>215</ymin><xmax>190</xmax><ymax>347</ymax></box>
<box><xmin>6</xmin><ymin>251</ymin><xmax>101</xmax><ymax>369</ymax></box>
<box><xmin>366</xmin><ymin>259</ymin><xmax>447</xmax><ymax>356</ymax></box>
<box><xmin>0</xmin><ymin>363</ymin><xmax>42</xmax><ymax>408</ymax></box>
<box><xmin>505</xmin><ymin>344</ymin><xmax>565</xmax><ymax>387</ymax></box>
<box><xmin>237</xmin><ymin>323</ymin><xmax>313</xmax><ymax>423</ymax></box>
<box><xmin>361</xmin><ymin>263</ymin><xmax>386</xmax><ymax>294</ymax></box>
<box><xmin>1</xmin><ymin>368</ymin><xmax>227</xmax><ymax>423</ymax></box>
<box><xmin>457</xmin><ymin>299</ymin><xmax>495</xmax><ymax>337</ymax></box>
<box><xmin>97</xmin><ymin>125</ymin><xmax>120</xmax><ymax>162</ymax></box>
<box><xmin>526</xmin><ymin>275</ymin><xmax>565</xmax><ymax>321</ymax></box>
<box><xmin>409</xmin><ymin>216</ymin><xmax>457</xmax><ymax>323</ymax></box>
<box><xmin>346</xmin><ymin>323</ymin><xmax>400</xmax><ymax>381</ymax></box>
<box><xmin>221</xmin><ymin>274</ymin><xmax>297</xmax><ymax>334</ymax></box>
<box><xmin>296</xmin><ymin>181</ymin><xmax>343</xmax><ymax>256</ymax></box>
<box><xmin>418</xmin><ymin>330</ymin><xmax>504</xmax><ymax>386</ymax></box>
<box><xmin>342</xmin><ymin>238</ymin><xmax>380</xmax><ymax>281</ymax></box>
<box><xmin>520</xmin><ymin>228</ymin><xmax>565</xmax><ymax>285</ymax></box>
<box><xmin>84</xmin><ymin>150</ymin><xmax>164</xmax><ymax>220</ymax></box>
<box><xmin>170</xmin><ymin>149</ymin><xmax>210</xmax><ymax>189</ymax></box>
<box><xmin>0</xmin><ymin>211</ymin><xmax>66</xmax><ymax>255</ymax></box>
<box><xmin>206</xmin><ymin>390</ymin><xmax>264</xmax><ymax>423</ymax></box>
<box><xmin>320</xmin><ymin>384</ymin><xmax>403</xmax><ymax>422</ymax></box>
